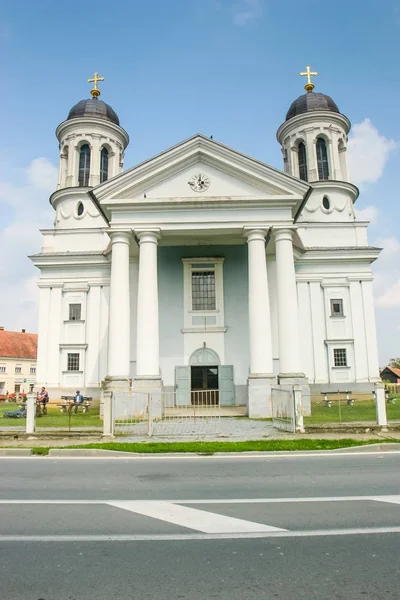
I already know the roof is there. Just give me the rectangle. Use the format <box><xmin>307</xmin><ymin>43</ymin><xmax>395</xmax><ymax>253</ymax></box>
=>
<box><xmin>381</xmin><ymin>365</ymin><xmax>400</xmax><ymax>378</ymax></box>
<box><xmin>67</xmin><ymin>97</ymin><xmax>120</xmax><ymax>126</ymax></box>
<box><xmin>286</xmin><ymin>91</ymin><xmax>340</xmax><ymax>121</ymax></box>
<box><xmin>0</xmin><ymin>330</ymin><xmax>38</xmax><ymax>360</ymax></box>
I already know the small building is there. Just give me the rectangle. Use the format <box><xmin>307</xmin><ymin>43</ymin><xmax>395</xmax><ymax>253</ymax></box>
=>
<box><xmin>380</xmin><ymin>366</ymin><xmax>400</xmax><ymax>384</ymax></box>
<box><xmin>0</xmin><ymin>328</ymin><xmax>38</xmax><ymax>398</ymax></box>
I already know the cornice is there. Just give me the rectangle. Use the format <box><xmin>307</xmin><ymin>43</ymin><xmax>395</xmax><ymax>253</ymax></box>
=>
<box><xmin>277</xmin><ymin>111</ymin><xmax>351</xmax><ymax>142</ymax></box>
<box><xmin>56</xmin><ymin>118</ymin><xmax>129</xmax><ymax>147</ymax></box>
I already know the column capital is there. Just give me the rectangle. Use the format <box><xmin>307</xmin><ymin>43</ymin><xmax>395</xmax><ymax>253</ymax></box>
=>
<box><xmin>243</xmin><ymin>228</ymin><xmax>269</xmax><ymax>243</ymax></box>
<box><xmin>273</xmin><ymin>227</ymin><xmax>296</xmax><ymax>243</ymax></box>
<box><xmin>135</xmin><ymin>229</ymin><xmax>161</xmax><ymax>244</ymax></box>
<box><xmin>108</xmin><ymin>230</ymin><xmax>132</xmax><ymax>245</ymax></box>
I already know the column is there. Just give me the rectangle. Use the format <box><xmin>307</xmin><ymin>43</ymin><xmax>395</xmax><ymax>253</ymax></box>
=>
<box><xmin>136</xmin><ymin>230</ymin><xmax>160</xmax><ymax>379</ymax></box>
<box><xmin>246</xmin><ymin>229</ymin><xmax>274</xmax><ymax>375</ymax></box>
<box><xmin>65</xmin><ymin>135</ymin><xmax>76</xmax><ymax>187</ymax></box>
<box><xmin>274</xmin><ymin>228</ymin><xmax>304</xmax><ymax>379</ymax></box>
<box><xmin>107</xmin><ymin>231</ymin><xmax>131</xmax><ymax>380</ymax></box>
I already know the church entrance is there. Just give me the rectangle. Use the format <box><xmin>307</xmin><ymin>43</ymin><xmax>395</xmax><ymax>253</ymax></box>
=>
<box><xmin>191</xmin><ymin>366</ymin><xmax>219</xmax><ymax>405</ymax></box>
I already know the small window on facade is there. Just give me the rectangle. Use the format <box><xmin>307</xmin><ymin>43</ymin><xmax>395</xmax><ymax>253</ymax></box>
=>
<box><xmin>0</xmin><ymin>364</ymin><xmax>6</xmax><ymax>373</ymax></box>
<box><xmin>78</xmin><ymin>144</ymin><xmax>91</xmax><ymax>187</ymax></box>
<box><xmin>331</xmin><ymin>299</ymin><xmax>344</xmax><ymax>317</ymax></box>
<box><xmin>67</xmin><ymin>353</ymin><xmax>80</xmax><ymax>372</ymax></box>
<box><xmin>334</xmin><ymin>348</ymin><xmax>347</xmax><ymax>367</ymax></box>
<box><xmin>298</xmin><ymin>142</ymin><xmax>308</xmax><ymax>181</ymax></box>
<box><xmin>322</xmin><ymin>196</ymin><xmax>330</xmax><ymax>210</ymax></box>
<box><xmin>69</xmin><ymin>304</ymin><xmax>82</xmax><ymax>321</ymax></box>
<box><xmin>100</xmin><ymin>147</ymin><xmax>109</xmax><ymax>183</ymax></box>
<box><xmin>15</xmin><ymin>365</ymin><xmax>22</xmax><ymax>374</ymax></box>
<box><xmin>77</xmin><ymin>202</ymin><xmax>84</xmax><ymax>216</ymax></box>
<box><xmin>316</xmin><ymin>137</ymin><xmax>329</xmax><ymax>180</ymax></box>
<box><xmin>191</xmin><ymin>271</ymin><xmax>216</xmax><ymax>311</ymax></box>
<box><xmin>30</xmin><ymin>366</ymin><xmax>36</xmax><ymax>374</ymax></box>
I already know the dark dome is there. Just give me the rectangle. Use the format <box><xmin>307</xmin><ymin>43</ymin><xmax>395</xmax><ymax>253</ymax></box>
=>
<box><xmin>67</xmin><ymin>97</ymin><xmax>120</xmax><ymax>125</ymax></box>
<box><xmin>286</xmin><ymin>91</ymin><xmax>339</xmax><ymax>121</ymax></box>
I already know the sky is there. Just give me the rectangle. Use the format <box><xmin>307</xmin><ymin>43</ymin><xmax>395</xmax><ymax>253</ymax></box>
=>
<box><xmin>0</xmin><ymin>0</ymin><xmax>399</xmax><ymax>366</ymax></box>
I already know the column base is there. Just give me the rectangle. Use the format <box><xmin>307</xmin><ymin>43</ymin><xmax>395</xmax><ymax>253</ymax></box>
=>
<box><xmin>102</xmin><ymin>376</ymin><xmax>131</xmax><ymax>392</ymax></box>
<box><xmin>248</xmin><ymin>374</ymin><xmax>276</xmax><ymax>418</ymax></box>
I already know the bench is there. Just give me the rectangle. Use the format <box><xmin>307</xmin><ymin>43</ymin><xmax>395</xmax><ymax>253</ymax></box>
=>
<box><xmin>58</xmin><ymin>396</ymin><xmax>92</xmax><ymax>413</ymax></box>
<box><xmin>321</xmin><ymin>391</ymin><xmax>354</xmax><ymax>407</ymax></box>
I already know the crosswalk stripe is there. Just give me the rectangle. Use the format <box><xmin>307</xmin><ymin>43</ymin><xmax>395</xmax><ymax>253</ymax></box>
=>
<box><xmin>107</xmin><ymin>500</ymin><xmax>286</xmax><ymax>533</ymax></box>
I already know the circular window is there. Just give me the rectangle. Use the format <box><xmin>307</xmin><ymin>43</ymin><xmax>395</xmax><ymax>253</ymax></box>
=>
<box><xmin>322</xmin><ymin>196</ymin><xmax>330</xmax><ymax>210</ymax></box>
<box><xmin>77</xmin><ymin>202</ymin><xmax>84</xmax><ymax>216</ymax></box>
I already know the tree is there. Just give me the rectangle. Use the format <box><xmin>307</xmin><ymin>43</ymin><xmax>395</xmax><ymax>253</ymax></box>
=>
<box><xmin>389</xmin><ymin>358</ymin><xmax>400</xmax><ymax>369</ymax></box>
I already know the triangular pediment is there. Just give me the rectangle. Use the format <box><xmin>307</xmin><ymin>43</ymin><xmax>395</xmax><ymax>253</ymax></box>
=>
<box><xmin>92</xmin><ymin>134</ymin><xmax>310</xmax><ymax>207</ymax></box>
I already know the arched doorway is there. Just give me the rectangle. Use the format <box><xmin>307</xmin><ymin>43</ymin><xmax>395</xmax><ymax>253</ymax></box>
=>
<box><xmin>189</xmin><ymin>347</ymin><xmax>220</xmax><ymax>405</ymax></box>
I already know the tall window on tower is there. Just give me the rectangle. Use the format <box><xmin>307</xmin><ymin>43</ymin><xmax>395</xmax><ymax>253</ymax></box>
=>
<box><xmin>316</xmin><ymin>137</ymin><xmax>329</xmax><ymax>180</ymax></box>
<box><xmin>100</xmin><ymin>147</ymin><xmax>109</xmax><ymax>183</ymax></box>
<box><xmin>191</xmin><ymin>271</ymin><xmax>216</xmax><ymax>311</ymax></box>
<box><xmin>78</xmin><ymin>144</ymin><xmax>91</xmax><ymax>187</ymax></box>
<box><xmin>298</xmin><ymin>142</ymin><xmax>308</xmax><ymax>181</ymax></box>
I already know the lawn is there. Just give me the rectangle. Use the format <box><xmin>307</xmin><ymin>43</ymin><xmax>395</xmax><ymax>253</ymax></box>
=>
<box><xmin>0</xmin><ymin>403</ymin><xmax>102</xmax><ymax>428</ymax></box>
<box><xmin>30</xmin><ymin>438</ymin><xmax>400</xmax><ymax>455</ymax></box>
<box><xmin>304</xmin><ymin>399</ymin><xmax>400</xmax><ymax>425</ymax></box>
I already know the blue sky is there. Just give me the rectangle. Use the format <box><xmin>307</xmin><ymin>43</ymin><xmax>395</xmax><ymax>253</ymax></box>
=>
<box><xmin>1</xmin><ymin>0</ymin><xmax>399</xmax><ymax>365</ymax></box>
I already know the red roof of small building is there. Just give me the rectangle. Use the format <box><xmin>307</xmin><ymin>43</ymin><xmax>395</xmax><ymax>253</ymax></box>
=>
<box><xmin>0</xmin><ymin>330</ymin><xmax>38</xmax><ymax>360</ymax></box>
<box><xmin>383</xmin><ymin>366</ymin><xmax>400</xmax><ymax>378</ymax></box>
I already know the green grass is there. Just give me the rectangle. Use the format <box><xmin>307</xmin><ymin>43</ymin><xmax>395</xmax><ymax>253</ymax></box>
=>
<box><xmin>305</xmin><ymin>399</ymin><xmax>400</xmax><ymax>425</ymax></box>
<box><xmin>29</xmin><ymin>438</ymin><xmax>400</xmax><ymax>455</ymax></box>
<box><xmin>0</xmin><ymin>403</ymin><xmax>102</xmax><ymax>428</ymax></box>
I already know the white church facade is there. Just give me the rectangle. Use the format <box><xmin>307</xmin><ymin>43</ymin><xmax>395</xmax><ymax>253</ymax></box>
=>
<box><xmin>31</xmin><ymin>71</ymin><xmax>381</xmax><ymax>416</ymax></box>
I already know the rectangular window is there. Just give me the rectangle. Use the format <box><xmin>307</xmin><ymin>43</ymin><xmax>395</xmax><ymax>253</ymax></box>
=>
<box><xmin>0</xmin><ymin>365</ymin><xmax>6</xmax><ymax>373</ymax></box>
<box><xmin>67</xmin><ymin>353</ymin><xmax>80</xmax><ymax>372</ymax></box>
<box><xmin>331</xmin><ymin>299</ymin><xmax>344</xmax><ymax>317</ymax></box>
<box><xmin>334</xmin><ymin>348</ymin><xmax>347</xmax><ymax>367</ymax></box>
<box><xmin>69</xmin><ymin>303</ymin><xmax>82</xmax><ymax>321</ymax></box>
<box><xmin>30</xmin><ymin>366</ymin><xmax>36</xmax><ymax>374</ymax></box>
<box><xmin>191</xmin><ymin>271</ymin><xmax>216</xmax><ymax>311</ymax></box>
<box><xmin>15</xmin><ymin>366</ymin><xmax>22</xmax><ymax>374</ymax></box>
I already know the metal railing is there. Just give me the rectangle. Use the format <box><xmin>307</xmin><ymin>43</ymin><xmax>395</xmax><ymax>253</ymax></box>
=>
<box><xmin>113</xmin><ymin>389</ymin><xmax>221</xmax><ymax>436</ymax></box>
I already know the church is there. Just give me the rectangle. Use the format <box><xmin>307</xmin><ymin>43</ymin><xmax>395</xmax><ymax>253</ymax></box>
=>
<box><xmin>30</xmin><ymin>68</ymin><xmax>381</xmax><ymax>417</ymax></box>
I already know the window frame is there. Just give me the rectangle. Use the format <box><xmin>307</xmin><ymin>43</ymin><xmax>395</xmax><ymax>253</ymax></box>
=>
<box><xmin>14</xmin><ymin>365</ymin><xmax>22</xmax><ymax>374</ymax></box>
<box><xmin>316</xmin><ymin>137</ymin><xmax>330</xmax><ymax>180</ymax></box>
<box><xmin>30</xmin><ymin>366</ymin><xmax>36</xmax><ymax>375</ymax></box>
<box><xmin>333</xmin><ymin>348</ymin><xmax>348</xmax><ymax>367</ymax></box>
<box><xmin>297</xmin><ymin>141</ymin><xmax>308</xmax><ymax>182</ymax></box>
<box><xmin>191</xmin><ymin>270</ymin><xmax>217</xmax><ymax>311</ymax></box>
<box><xmin>100</xmin><ymin>147</ymin><xmax>109</xmax><ymax>183</ymax></box>
<box><xmin>67</xmin><ymin>353</ymin><xmax>80</xmax><ymax>372</ymax></box>
<box><xmin>182</xmin><ymin>258</ymin><xmax>225</xmax><ymax>330</ymax></box>
<box><xmin>78</xmin><ymin>143</ymin><xmax>91</xmax><ymax>187</ymax></box>
<box><xmin>330</xmin><ymin>299</ymin><xmax>344</xmax><ymax>318</ymax></box>
<box><xmin>68</xmin><ymin>303</ymin><xmax>82</xmax><ymax>321</ymax></box>
<box><xmin>0</xmin><ymin>364</ymin><xmax>6</xmax><ymax>374</ymax></box>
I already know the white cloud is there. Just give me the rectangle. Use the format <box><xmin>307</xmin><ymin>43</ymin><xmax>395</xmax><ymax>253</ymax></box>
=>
<box><xmin>233</xmin><ymin>0</ymin><xmax>262</xmax><ymax>25</ymax></box>
<box><xmin>354</xmin><ymin>205</ymin><xmax>379</xmax><ymax>224</ymax></box>
<box><xmin>347</xmin><ymin>118</ymin><xmax>397</xmax><ymax>187</ymax></box>
<box><xmin>0</xmin><ymin>157</ymin><xmax>56</xmax><ymax>332</ymax></box>
<box><xmin>376</xmin><ymin>280</ymin><xmax>400</xmax><ymax>308</ymax></box>
<box><xmin>372</xmin><ymin>236</ymin><xmax>400</xmax><ymax>308</ymax></box>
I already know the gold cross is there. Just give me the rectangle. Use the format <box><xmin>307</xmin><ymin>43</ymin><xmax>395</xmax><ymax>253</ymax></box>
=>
<box><xmin>300</xmin><ymin>65</ymin><xmax>317</xmax><ymax>92</ymax></box>
<box><xmin>88</xmin><ymin>72</ymin><xmax>104</xmax><ymax>98</ymax></box>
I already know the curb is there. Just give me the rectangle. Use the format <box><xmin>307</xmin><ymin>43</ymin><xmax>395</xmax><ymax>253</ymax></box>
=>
<box><xmin>0</xmin><ymin>448</ymin><xmax>32</xmax><ymax>456</ymax></box>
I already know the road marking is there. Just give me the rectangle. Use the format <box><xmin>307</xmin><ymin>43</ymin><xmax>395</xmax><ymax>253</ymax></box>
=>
<box><xmin>371</xmin><ymin>495</ymin><xmax>400</xmax><ymax>505</ymax></box>
<box><xmin>0</xmin><ymin>526</ymin><xmax>399</xmax><ymax>542</ymax></box>
<box><xmin>107</xmin><ymin>500</ymin><xmax>285</xmax><ymax>533</ymax></box>
<box><xmin>0</xmin><ymin>495</ymin><xmax>400</xmax><ymax>505</ymax></box>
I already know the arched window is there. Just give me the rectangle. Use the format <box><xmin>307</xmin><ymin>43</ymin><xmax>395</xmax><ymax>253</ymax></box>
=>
<box><xmin>316</xmin><ymin>138</ymin><xmax>329</xmax><ymax>180</ymax></box>
<box><xmin>78</xmin><ymin>144</ymin><xmax>91</xmax><ymax>187</ymax></box>
<box><xmin>100</xmin><ymin>147</ymin><xmax>109</xmax><ymax>183</ymax></box>
<box><xmin>298</xmin><ymin>142</ymin><xmax>308</xmax><ymax>181</ymax></box>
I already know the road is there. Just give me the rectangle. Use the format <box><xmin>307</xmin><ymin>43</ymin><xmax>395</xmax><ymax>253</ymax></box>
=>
<box><xmin>1</xmin><ymin>452</ymin><xmax>400</xmax><ymax>599</ymax></box>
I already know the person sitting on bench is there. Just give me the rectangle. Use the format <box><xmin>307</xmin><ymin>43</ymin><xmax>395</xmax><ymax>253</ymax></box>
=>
<box><xmin>72</xmin><ymin>390</ymin><xmax>84</xmax><ymax>413</ymax></box>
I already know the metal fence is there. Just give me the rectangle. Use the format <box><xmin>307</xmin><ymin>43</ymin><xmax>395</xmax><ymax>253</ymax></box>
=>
<box><xmin>271</xmin><ymin>387</ymin><xmax>296</xmax><ymax>433</ymax></box>
<box><xmin>113</xmin><ymin>390</ymin><xmax>221</xmax><ymax>437</ymax></box>
<box><xmin>304</xmin><ymin>390</ymin><xmax>400</xmax><ymax>427</ymax></box>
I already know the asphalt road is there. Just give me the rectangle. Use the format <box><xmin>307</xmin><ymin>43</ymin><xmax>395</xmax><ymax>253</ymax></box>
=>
<box><xmin>1</xmin><ymin>453</ymin><xmax>400</xmax><ymax>600</ymax></box>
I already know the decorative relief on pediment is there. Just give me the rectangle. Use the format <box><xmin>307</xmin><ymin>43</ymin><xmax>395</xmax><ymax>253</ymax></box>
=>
<box><xmin>188</xmin><ymin>173</ymin><xmax>210</xmax><ymax>193</ymax></box>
